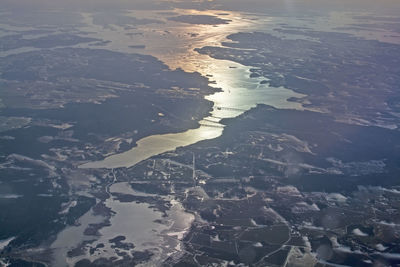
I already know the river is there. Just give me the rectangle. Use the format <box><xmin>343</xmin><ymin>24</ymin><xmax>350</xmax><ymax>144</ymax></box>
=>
<box><xmin>51</xmin><ymin>8</ymin><xmax>305</xmax><ymax>266</ymax></box>
<box><xmin>78</xmin><ymin>9</ymin><xmax>305</xmax><ymax>169</ymax></box>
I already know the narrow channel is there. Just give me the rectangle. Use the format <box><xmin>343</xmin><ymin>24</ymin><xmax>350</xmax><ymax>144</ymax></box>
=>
<box><xmin>79</xmin><ymin>9</ymin><xmax>305</xmax><ymax>169</ymax></box>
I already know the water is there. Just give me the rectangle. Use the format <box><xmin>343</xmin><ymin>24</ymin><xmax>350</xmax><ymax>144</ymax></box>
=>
<box><xmin>78</xmin><ymin>9</ymin><xmax>305</xmax><ymax>169</ymax></box>
<box><xmin>51</xmin><ymin>209</ymin><xmax>104</xmax><ymax>267</ymax></box>
<box><xmin>87</xmin><ymin>182</ymin><xmax>194</xmax><ymax>263</ymax></box>
<box><xmin>54</xmin><ymin>9</ymin><xmax>306</xmax><ymax>265</ymax></box>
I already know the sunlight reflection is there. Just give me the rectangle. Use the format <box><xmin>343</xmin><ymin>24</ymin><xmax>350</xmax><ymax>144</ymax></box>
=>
<box><xmin>79</xmin><ymin>9</ymin><xmax>305</xmax><ymax>169</ymax></box>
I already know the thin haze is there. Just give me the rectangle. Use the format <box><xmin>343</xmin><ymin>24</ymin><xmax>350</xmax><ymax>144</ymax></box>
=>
<box><xmin>2</xmin><ymin>0</ymin><xmax>400</xmax><ymax>14</ymax></box>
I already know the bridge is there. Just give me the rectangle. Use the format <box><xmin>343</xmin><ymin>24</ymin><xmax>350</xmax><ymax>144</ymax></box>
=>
<box><xmin>214</xmin><ymin>106</ymin><xmax>246</xmax><ymax>112</ymax></box>
<box><xmin>210</xmin><ymin>115</ymin><xmax>224</xmax><ymax>119</ymax></box>
<box><xmin>202</xmin><ymin>118</ymin><xmax>220</xmax><ymax>124</ymax></box>
<box><xmin>199</xmin><ymin>123</ymin><xmax>225</xmax><ymax>128</ymax></box>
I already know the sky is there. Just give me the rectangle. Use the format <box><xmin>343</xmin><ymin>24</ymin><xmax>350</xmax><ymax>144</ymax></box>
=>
<box><xmin>2</xmin><ymin>0</ymin><xmax>399</xmax><ymax>14</ymax></box>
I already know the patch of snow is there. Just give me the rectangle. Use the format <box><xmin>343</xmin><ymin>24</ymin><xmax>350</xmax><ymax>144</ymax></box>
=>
<box><xmin>253</xmin><ymin>242</ymin><xmax>263</xmax><ymax>247</ymax></box>
<box><xmin>0</xmin><ymin>194</ymin><xmax>22</xmax><ymax>199</ymax></box>
<box><xmin>376</xmin><ymin>244</ymin><xmax>388</xmax><ymax>251</ymax></box>
<box><xmin>326</xmin><ymin>193</ymin><xmax>347</xmax><ymax>203</ymax></box>
<box><xmin>0</xmin><ymin>237</ymin><xmax>14</xmax><ymax>251</ymax></box>
<box><xmin>352</xmin><ymin>228</ymin><xmax>368</xmax><ymax>237</ymax></box>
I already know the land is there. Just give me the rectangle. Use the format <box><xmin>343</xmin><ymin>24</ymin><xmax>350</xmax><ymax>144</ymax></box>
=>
<box><xmin>119</xmin><ymin>104</ymin><xmax>400</xmax><ymax>266</ymax></box>
<box><xmin>0</xmin><ymin>34</ymin><xmax>100</xmax><ymax>51</ymax></box>
<box><xmin>167</xmin><ymin>15</ymin><xmax>231</xmax><ymax>25</ymax></box>
<box><xmin>196</xmin><ymin>29</ymin><xmax>400</xmax><ymax>130</ymax></box>
<box><xmin>0</xmin><ymin>5</ymin><xmax>400</xmax><ymax>267</ymax></box>
<box><xmin>0</xmin><ymin>30</ymin><xmax>218</xmax><ymax>266</ymax></box>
